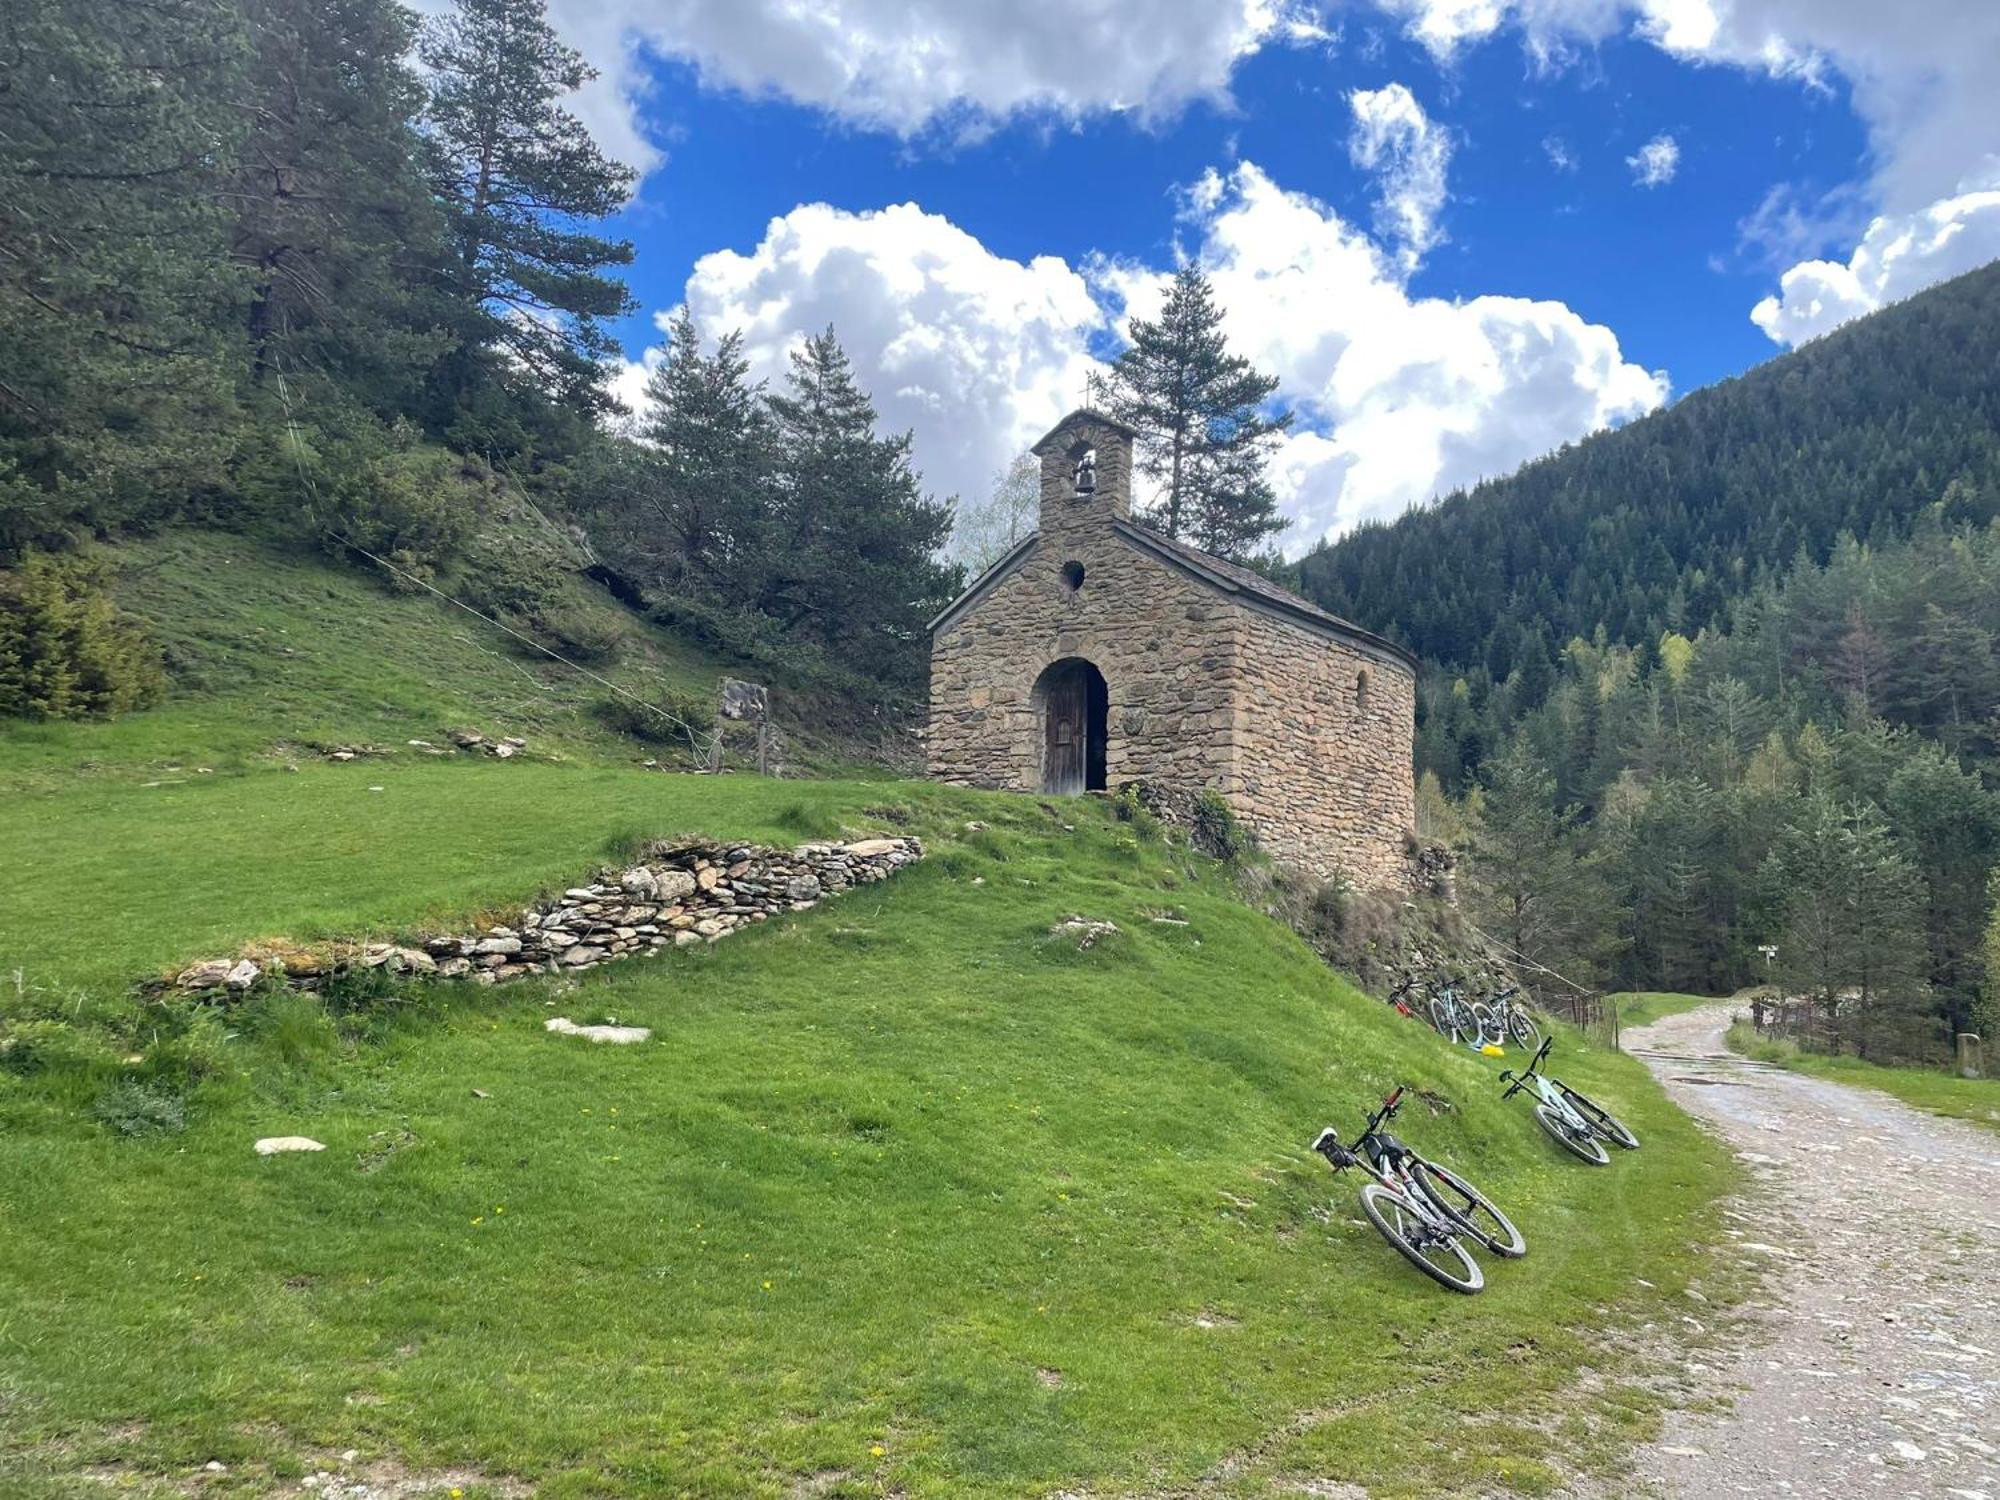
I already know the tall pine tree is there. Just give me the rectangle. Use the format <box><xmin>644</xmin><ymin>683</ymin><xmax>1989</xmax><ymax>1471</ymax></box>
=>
<box><xmin>0</xmin><ymin>0</ymin><xmax>244</xmax><ymax>553</ymax></box>
<box><xmin>1091</xmin><ymin>266</ymin><xmax>1290</xmax><ymax>558</ymax></box>
<box><xmin>419</xmin><ymin>0</ymin><xmax>635</xmax><ymax>419</ymax></box>
<box><xmin>232</xmin><ymin>0</ymin><xmax>445</xmax><ymax>402</ymax></box>
<box><xmin>634</xmin><ymin>310</ymin><xmax>772</xmax><ymax>592</ymax></box>
<box><xmin>759</xmin><ymin>328</ymin><xmax>959</xmax><ymax>681</ymax></box>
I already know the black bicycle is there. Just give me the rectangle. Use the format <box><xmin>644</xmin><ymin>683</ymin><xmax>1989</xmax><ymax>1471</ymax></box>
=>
<box><xmin>1312</xmin><ymin>1087</ymin><xmax>1527</xmax><ymax>1294</ymax></box>
<box><xmin>1499</xmin><ymin>1037</ymin><xmax>1641</xmax><ymax>1164</ymax></box>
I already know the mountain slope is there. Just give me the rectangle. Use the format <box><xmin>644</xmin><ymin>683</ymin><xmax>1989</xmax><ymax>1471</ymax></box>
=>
<box><xmin>0</xmin><ymin>762</ymin><xmax>1734</xmax><ymax>1498</ymax></box>
<box><xmin>1297</xmin><ymin>259</ymin><xmax>2000</xmax><ymax>670</ymax></box>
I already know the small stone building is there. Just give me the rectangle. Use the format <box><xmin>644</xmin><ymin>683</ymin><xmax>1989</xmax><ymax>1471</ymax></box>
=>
<box><xmin>928</xmin><ymin>409</ymin><xmax>1419</xmax><ymax>890</ymax></box>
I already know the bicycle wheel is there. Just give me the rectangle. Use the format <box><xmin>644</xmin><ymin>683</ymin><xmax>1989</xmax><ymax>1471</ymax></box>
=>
<box><xmin>1357</xmin><ymin>1182</ymin><xmax>1484</xmax><ymax>1294</ymax></box>
<box><xmin>1506</xmin><ymin>1008</ymin><xmax>1542</xmax><ymax>1049</ymax></box>
<box><xmin>1467</xmin><ymin>1002</ymin><xmax>1502</xmax><ymax>1048</ymax></box>
<box><xmin>1410</xmin><ymin>1159</ymin><xmax>1527</xmax><ymax>1259</ymax></box>
<box><xmin>1427</xmin><ymin>993</ymin><xmax>1458</xmax><ymax>1039</ymax></box>
<box><xmin>1560</xmin><ymin>1086</ymin><xmax>1640</xmax><ymax>1150</ymax></box>
<box><xmin>1534</xmin><ymin>1102</ymin><xmax>1610</xmax><ymax>1165</ymax></box>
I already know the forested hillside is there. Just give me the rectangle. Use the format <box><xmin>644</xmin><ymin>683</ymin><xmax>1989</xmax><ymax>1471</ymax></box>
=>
<box><xmin>1297</xmin><ymin>261</ymin><xmax>2000</xmax><ymax>673</ymax></box>
<box><xmin>1293</xmin><ymin>264</ymin><xmax>2000</xmax><ymax>1064</ymax></box>
<box><xmin>1</xmin><ymin>0</ymin><xmax>960</xmax><ymax>729</ymax></box>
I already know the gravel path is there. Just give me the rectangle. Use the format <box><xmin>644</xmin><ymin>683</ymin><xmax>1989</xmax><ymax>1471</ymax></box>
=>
<box><xmin>1600</xmin><ymin>1003</ymin><xmax>2000</xmax><ymax>1498</ymax></box>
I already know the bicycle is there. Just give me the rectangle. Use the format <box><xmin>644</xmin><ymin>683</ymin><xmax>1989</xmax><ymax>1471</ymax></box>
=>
<box><xmin>1499</xmin><ymin>1037</ymin><xmax>1641</xmax><ymax>1165</ymax></box>
<box><xmin>1478</xmin><ymin>983</ymin><xmax>1543</xmax><ymax>1050</ymax></box>
<box><xmin>1311</xmin><ymin>1086</ymin><xmax>1527</xmax><ymax>1294</ymax></box>
<box><xmin>1384</xmin><ymin>971</ymin><xmax>1430</xmax><ymax>1023</ymax></box>
<box><xmin>1427</xmin><ymin>975</ymin><xmax>1497</xmax><ymax>1050</ymax></box>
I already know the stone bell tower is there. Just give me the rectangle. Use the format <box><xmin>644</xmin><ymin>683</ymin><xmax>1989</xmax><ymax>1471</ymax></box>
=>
<box><xmin>1030</xmin><ymin>409</ymin><xmax>1136</xmax><ymax>539</ymax></box>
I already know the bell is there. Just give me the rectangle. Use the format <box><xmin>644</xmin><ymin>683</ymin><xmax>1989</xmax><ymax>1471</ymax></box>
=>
<box><xmin>1074</xmin><ymin>452</ymin><xmax>1097</xmax><ymax>496</ymax></box>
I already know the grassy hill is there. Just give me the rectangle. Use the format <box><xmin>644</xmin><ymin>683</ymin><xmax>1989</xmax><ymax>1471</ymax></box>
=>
<box><xmin>0</xmin><ymin>753</ymin><xmax>1739</xmax><ymax>1498</ymax></box>
<box><xmin>0</xmin><ymin>527</ymin><xmax>890</xmax><ymax>795</ymax></box>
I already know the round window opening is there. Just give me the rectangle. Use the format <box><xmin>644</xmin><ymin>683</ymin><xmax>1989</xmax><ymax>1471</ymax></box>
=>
<box><xmin>1061</xmin><ymin>560</ymin><xmax>1086</xmax><ymax>592</ymax></box>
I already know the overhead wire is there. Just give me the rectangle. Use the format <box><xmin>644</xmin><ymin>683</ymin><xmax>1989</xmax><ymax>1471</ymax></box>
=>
<box><xmin>271</xmin><ymin>364</ymin><xmax>720</xmax><ymax>765</ymax></box>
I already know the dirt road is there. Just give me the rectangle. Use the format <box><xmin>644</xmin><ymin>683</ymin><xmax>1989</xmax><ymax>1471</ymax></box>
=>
<box><xmin>1601</xmin><ymin>1002</ymin><xmax>2000</xmax><ymax>1498</ymax></box>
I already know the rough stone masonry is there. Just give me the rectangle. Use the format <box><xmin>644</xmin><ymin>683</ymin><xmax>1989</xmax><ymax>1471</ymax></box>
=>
<box><xmin>927</xmin><ymin>407</ymin><xmax>1418</xmax><ymax>891</ymax></box>
<box><xmin>171</xmin><ymin>836</ymin><xmax>923</xmax><ymax>994</ymax></box>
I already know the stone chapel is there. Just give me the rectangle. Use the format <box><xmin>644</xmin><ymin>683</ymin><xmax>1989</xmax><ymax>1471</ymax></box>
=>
<box><xmin>927</xmin><ymin>409</ymin><xmax>1419</xmax><ymax>891</ymax></box>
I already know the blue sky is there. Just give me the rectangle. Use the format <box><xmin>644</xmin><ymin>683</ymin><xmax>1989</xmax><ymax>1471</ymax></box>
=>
<box><xmin>546</xmin><ymin>0</ymin><xmax>2000</xmax><ymax>551</ymax></box>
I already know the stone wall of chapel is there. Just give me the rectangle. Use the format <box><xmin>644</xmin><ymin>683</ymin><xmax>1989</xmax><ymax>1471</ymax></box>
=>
<box><xmin>926</xmin><ymin>531</ymin><xmax>1249</xmax><ymax>798</ymax></box>
<box><xmin>1227</xmin><ymin>608</ymin><xmax>1418</xmax><ymax>888</ymax></box>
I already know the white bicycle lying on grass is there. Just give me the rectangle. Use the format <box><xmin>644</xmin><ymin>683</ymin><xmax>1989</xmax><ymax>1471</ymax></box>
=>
<box><xmin>1498</xmin><ymin>1036</ymin><xmax>1640</xmax><ymax>1165</ymax></box>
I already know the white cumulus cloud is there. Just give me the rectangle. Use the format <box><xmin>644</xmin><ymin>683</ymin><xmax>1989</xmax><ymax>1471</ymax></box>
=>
<box><xmin>625</xmin><ymin>164</ymin><xmax>1665</xmax><ymax>554</ymax></box>
<box><xmin>546</xmin><ymin>0</ymin><xmax>1326</xmax><ymax>151</ymax></box>
<box><xmin>620</xmin><ymin>201</ymin><xmax>1106</xmax><ymax>510</ymax></box>
<box><xmin>1099</xmin><ymin>162</ymin><xmax>1668</xmax><ymax>549</ymax></box>
<box><xmin>1627</xmin><ymin>134</ymin><xmax>1680</xmax><ymax>187</ymax></box>
<box><xmin>1366</xmin><ymin>0</ymin><xmax>2000</xmax><ymax>339</ymax></box>
<box><xmin>1347</xmin><ymin>83</ymin><xmax>1454</xmax><ymax>270</ymax></box>
<box><xmin>1750</xmin><ymin>173</ymin><xmax>2000</xmax><ymax>344</ymax></box>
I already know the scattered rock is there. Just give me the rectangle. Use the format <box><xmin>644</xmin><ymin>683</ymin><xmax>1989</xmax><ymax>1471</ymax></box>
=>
<box><xmin>491</xmin><ymin>743</ymin><xmax>517</xmax><ymax>759</ymax></box>
<box><xmin>254</xmin><ymin>1136</ymin><xmax>326</xmax><ymax>1155</ymax></box>
<box><xmin>544</xmin><ymin>1017</ymin><xmax>650</xmax><ymax>1045</ymax></box>
<box><xmin>1050</xmin><ymin>915</ymin><xmax>1121</xmax><ymax>950</ymax></box>
<box><xmin>449</xmin><ymin>730</ymin><xmax>484</xmax><ymax>748</ymax></box>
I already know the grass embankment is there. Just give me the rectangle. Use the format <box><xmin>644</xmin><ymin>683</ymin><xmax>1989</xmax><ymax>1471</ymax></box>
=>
<box><xmin>0</xmin><ymin>760</ymin><xmax>1737</xmax><ymax>1498</ymax></box>
<box><xmin>1611</xmin><ymin>993</ymin><xmax>1716</xmax><ymax>1029</ymax></box>
<box><xmin>0</xmin><ymin>530</ymin><xmax>874</xmax><ymax>795</ymax></box>
<box><xmin>1725</xmin><ymin>1022</ymin><xmax>2000</xmax><ymax>1133</ymax></box>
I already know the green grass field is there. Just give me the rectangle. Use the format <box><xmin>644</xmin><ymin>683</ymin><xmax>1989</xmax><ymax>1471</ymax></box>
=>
<box><xmin>0</xmin><ymin>755</ymin><xmax>1738</xmax><ymax>1498</ymax></box>
<box><xmin>1725</xmin><ymin>1022</ymin><xmax>2000</xmax><ymax>1134</ymax></box>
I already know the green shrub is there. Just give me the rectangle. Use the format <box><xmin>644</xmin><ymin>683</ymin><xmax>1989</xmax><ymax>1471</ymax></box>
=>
<box><xmin>0</xmin><ymin>1017</ymin><xmax>119</xmax><ymax>1077</ymax></box>
<box><xmin>592</xmin><ymin>691</ymin><xmax>713</xmax><ymax>747</ymax></box>
<box><xmin>91</xmin><ymin>1079</ymin><xmax>188</xmax><ymax>1137</ymax></box>
<box><xmin>1191</xmin><ymin>789</ymin><xmax>1253</xmax><ymax>864</ymax></box>
<box><xmin>1111</xmin><ymin>784</ymin><xmax>1162</xmax><ymax>841</ymax></box>
<box><xmin>532</xmin><ymin>603</ymin><xmax>623</xmax><ymax>664</ymax></box>
<box><xmin>0</xmin><ymin>551</ymin><xmax>165</xmax><ymax>720</ymax></box>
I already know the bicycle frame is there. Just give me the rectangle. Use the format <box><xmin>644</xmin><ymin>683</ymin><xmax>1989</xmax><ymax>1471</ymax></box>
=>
<box><xmin>1313</xmin><ymin>1089</ymin><xmax>1461</xmax><ymax>1237</ymax></box>
<box><xmin>1501</xmin><ymin>1038</ymin><xmax>1592</xmax><ymax>1133</ymax></box>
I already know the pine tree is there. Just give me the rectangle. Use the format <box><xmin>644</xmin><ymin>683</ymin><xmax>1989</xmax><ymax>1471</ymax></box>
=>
<box><xmin>1467</xmin><ymin>737</ymin><xmax>1615</xmax><ymax>992</ymax></box>
<box><xmin>419</xmin><ymin>0</ymin><xmax>635</xmax><ymax>417</ymax></box>
<box><xmin>636</xmin><ymin>310</ymin><xmax>772</xmax><ymax>591</ymax></box>
<box><xmin>0</xmin><ymin>0</ymin><xmax>245</xmax><ymax>554</ymax></box>
<box><xmin>1092</xmin><ymin>267</ymin><xmax>1290</xmax><ymax>557</ymax></box>
<box><xmin>231</xmin><ymin>0</ymin><xmax>444</xmax><ymax>401</ymax></box>
<box><xmin>759</xmin><ymin>328</ymin><xmax>960</xmax><ymax>680</ymax></box>
<box><xmin>1762</xmin><ymin>796</ymin><xmax>1930</xmax><ymax>1057</ymax></box>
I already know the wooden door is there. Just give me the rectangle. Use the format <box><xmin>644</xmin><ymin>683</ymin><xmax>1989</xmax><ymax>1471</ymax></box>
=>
<box><xmin>1043</xmin><ymin>666</ymin><xmax>1085</xmax><ymax>794</ymax></box>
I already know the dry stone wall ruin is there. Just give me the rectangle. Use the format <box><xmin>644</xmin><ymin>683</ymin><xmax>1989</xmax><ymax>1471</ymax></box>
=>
<box><xmin>170</xmin><ymin>836</ymin><xmax>923</xmax><ymax>995</ymax></box>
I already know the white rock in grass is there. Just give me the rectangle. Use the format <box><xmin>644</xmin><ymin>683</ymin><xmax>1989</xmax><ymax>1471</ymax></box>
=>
<box><xmin>254</xmin><ymin>1136</ymin><xmax>325</xmax><ymax>1155</ymax></box>
<box><xmin>544</xmin><ymin>1017</ymin><xmax>650</xmax><ymax>1045</ymax></box>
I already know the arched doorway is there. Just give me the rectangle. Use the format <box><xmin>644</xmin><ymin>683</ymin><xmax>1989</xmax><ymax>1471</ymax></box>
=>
<box><xmin>1033</xmin><ymin>657</ymin><xmax>1107</xmax><ymax>795</ymax></box>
